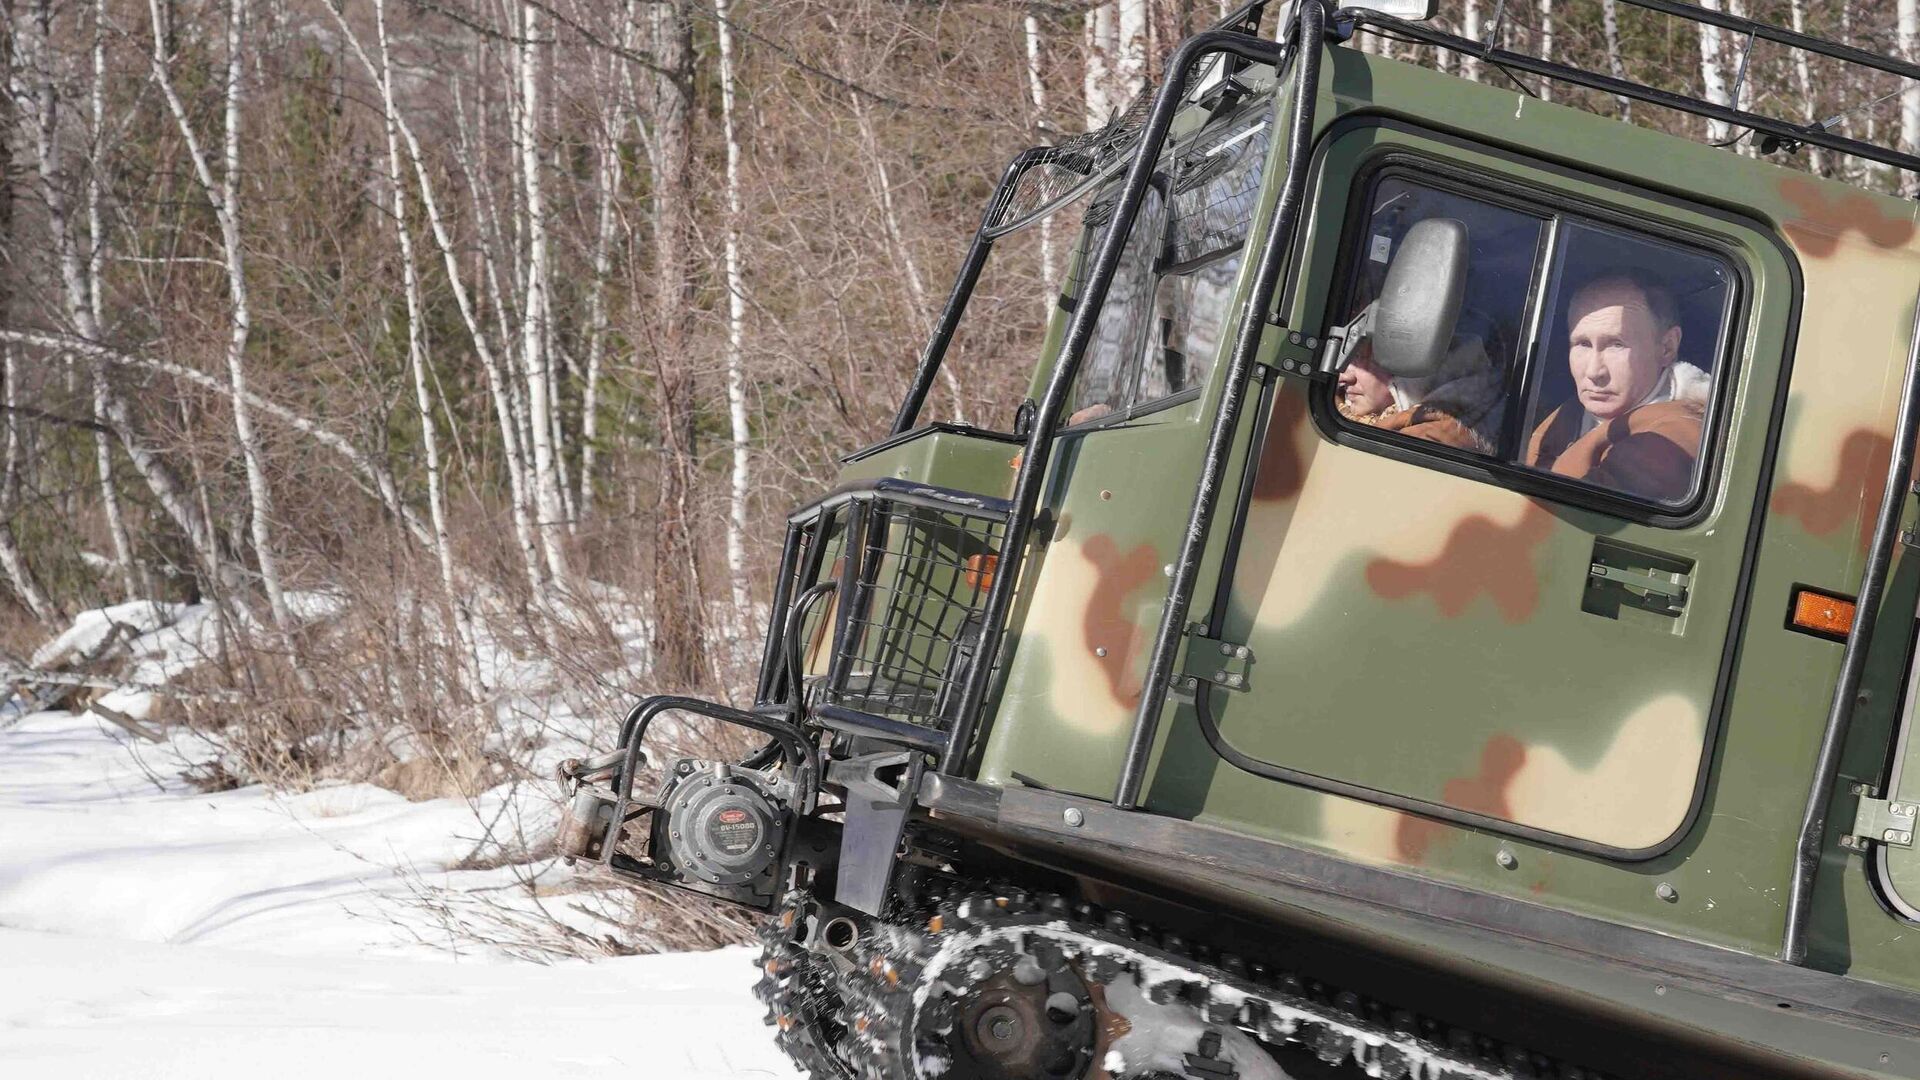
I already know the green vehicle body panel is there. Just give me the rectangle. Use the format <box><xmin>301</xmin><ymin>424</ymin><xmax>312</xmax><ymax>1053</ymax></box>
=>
<box><xmin>823</xmin><ymin>38</ymin><xmax>1920</xmax><ymax>1069</ymax></box>
<box><xmin>836</xmin><ymin>429</ymin><xmax>1021</xmax><ymax>500</ymax></box>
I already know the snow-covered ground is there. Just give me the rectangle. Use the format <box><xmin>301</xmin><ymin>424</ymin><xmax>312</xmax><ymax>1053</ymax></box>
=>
<box><xmin>0</xmin><ymin>649</ymin><xmax>797</xmax><ymax>1077</ymax></box>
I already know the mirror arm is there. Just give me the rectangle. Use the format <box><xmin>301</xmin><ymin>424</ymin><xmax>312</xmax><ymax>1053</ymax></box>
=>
<box><xmin>1318</xmin><ymin>302</ymin><xmax>1375</xmax><ymax>375</ymax></box>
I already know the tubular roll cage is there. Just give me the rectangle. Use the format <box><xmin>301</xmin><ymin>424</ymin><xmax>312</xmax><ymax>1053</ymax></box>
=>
<box><xmin>618</xmin><ymin>0</ymin><xmax>1920</xmax><ymax>967</ymax></box>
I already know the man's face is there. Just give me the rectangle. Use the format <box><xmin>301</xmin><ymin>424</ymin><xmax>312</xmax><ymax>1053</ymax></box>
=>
<box><xmin>1338</xmin><ymin>350</ymin><xmax>1394</xmax><ymax>416</ymax></box>
<box><xmin>1566</xmin><ymin>280</ymin><xmax>1682</xmax><ymax>421</ymax></box>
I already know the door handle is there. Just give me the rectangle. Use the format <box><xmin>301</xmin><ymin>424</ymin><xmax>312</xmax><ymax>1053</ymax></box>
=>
<box><xmin>1587</xmin><ymin>562</ymin><xmax>1690</xmax><ymax>601</ymax></box>
<box><xmin>1585</xmin><ymin>539</ymin><xmax>1693</xmax><ymax>619</ymax></box>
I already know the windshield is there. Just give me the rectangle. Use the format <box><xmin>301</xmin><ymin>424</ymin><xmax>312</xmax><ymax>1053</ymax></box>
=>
<box><xmin>1060</xmin><ymin>100</ymin><xmax>1274</xmax><ymax>426</ymax></box>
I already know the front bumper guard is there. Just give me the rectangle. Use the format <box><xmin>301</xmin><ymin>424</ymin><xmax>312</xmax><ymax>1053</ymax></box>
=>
<box><xmin>554</xmin><ymin>695</ymin><xmax>819</xmax><ymax>869</ymax></box>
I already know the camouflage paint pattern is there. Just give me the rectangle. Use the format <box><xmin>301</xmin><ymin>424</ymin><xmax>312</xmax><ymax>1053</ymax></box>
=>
<box><xmin>830</xmin><ymin>35</ymin><xmax>1920</xmax><ymax>1042</ymax></box>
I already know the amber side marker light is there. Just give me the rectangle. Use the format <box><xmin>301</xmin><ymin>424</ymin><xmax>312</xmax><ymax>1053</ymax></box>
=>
<box><xmin>1788</xmin><ymin>586</ymin><xmax>1856</xmax><ymax>643</ymax></box>
<box><xmin>965</xmin><ymin>554</ymin><xmax>997</xmax><ymax>591</ymax></box>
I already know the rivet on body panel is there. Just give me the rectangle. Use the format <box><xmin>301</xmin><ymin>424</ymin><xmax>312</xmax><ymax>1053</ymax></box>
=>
<box><xmin>1163</xmin><ymin>564</ymin><xmax>1175</xmax><ymax>577</ymax></box>
<box><xmin>1094</xmin><ymin>647</ymin><xmax>1108</xmax><ymax>657</ymax></box>
<box><xmin>1064</xmin><ymin>808</ymin><xmax>1085</xmax><ymax>828</ymax></box>
<box><xmin>1495</xmin><ymin>849</ymin><xmax>1517</xmax><ymax>870</ymax></box>
<box><xmin>1099</xmin><ymin>490</ymin><xmax>1113</xmax><ymax>501</ymax></box>
<box><xmin>1655</xmin><ymin>882</ymin><xmax>1679</xmax><ymax>903</ymax></box>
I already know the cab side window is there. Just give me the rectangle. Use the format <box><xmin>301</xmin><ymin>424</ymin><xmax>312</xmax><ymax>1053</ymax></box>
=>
<box><xmin>1333</xmin><ymin>179</ymin><xmax>1545</xmax><ymax>455</ymax></box>
<box><xmin>1065</xmin><ymin>104</ymin><xmax>1272</xmax><ymax>427</ymax></box>
<box><xmin>1520</xmin><ymin>225</ymin><xmax>1732</xmax><ymax>505</ymax></box>
<box><xmin>1329</xmin><ymin>170</ymin><xmax>1736</xmax><ymax>511</ymax></box>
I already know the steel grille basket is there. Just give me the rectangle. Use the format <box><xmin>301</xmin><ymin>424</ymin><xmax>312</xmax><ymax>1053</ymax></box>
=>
<box><xmin>769</xmin><ymin>481</ymin><xmax>1011</xmax><ymax>744</ymax></box>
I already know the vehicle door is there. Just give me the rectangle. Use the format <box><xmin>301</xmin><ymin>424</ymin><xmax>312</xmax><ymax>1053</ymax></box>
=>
<box><xmin>1161</xmin><ymin>120</ymin><xmax>1785</xmax><ymax>862</ymax></box>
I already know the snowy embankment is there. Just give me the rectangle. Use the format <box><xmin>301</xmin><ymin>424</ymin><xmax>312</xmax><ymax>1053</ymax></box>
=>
<box><xmin>0</xmin><ymin>607</ymin><xmax>797</xmax><ymax>1079</ymax></box>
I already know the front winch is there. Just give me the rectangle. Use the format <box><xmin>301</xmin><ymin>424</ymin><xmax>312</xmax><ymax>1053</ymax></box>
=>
<box><xmin>655</xmin><ymin>760</ymin><xmax>790</xmax><ymax>887</ymax></box>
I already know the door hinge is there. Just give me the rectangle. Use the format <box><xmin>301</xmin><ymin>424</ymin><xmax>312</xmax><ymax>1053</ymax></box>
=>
<box><xmin>1842</xmin><ymin>785</ymin><xmax>1916</xmax><ymax>850</ymax></box>
<box><xmin>1175</xmin><ymin>626</ymin><xmax>1254</xmax><ymax>693</ymax></box>
<box><xmin>1268</xmin><ymin>328</ymin><xmax>1328</xmax><ymax>383</ymax></box>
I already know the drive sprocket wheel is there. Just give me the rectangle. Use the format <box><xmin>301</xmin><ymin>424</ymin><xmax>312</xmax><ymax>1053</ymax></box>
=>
<box><xmin>755</xmin><ymin>893</ymin><xmax>856</xmax><ymax>1080</ymax></box>
<box><xmin>919</xmin><ymin>958</ymin><xmax>1096</xmax><ymax>1080</ymax></box>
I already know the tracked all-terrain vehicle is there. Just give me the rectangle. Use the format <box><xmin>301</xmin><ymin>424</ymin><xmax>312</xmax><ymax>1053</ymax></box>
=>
<box><xmin>559</xmin><ymin>2</ymin><xmax>1920</xmax><ymax>1076</ymax></box>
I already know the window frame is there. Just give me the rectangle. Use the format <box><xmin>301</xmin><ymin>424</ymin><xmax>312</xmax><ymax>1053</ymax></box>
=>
<box><xmin>1314</xmin><ymin>148</ymin><xmax>1750</xmax><ymax>528</ymax></box>
<box><xmin>1059</xmin><ymin>96</ymin><xmax>1276</xmax><ymax>434</ymax></box>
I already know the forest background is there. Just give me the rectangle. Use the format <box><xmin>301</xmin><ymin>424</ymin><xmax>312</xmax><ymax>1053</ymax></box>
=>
<box><xmin>0</xmin><ymin>0</ymin><xmax>1914</xmax><ymax>913</ymax></box>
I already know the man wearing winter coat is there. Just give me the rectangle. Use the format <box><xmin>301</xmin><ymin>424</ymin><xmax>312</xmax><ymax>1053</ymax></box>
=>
<box><xmin>1525</xmin><ymin>272</ymin><xmax>1712</xmax><ymax>504</ymax></box>
<box><xmin>1336</xmin><ymin>334</ymin><xmax>1507</xmax><ymax>455</ymax></box>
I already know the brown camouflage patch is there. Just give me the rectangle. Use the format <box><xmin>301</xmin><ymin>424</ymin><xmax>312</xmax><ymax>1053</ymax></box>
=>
<box><xmin>1363</xmin><ymin>505</ymin><xmax>1554</xmax><ymax>621</ymax></box>
<box><xmin>1779</xmin><ymin>176</ymin><xmax>1917</xmax><ymax>257</ymax></box>
<box><xmin>1251</xmin><ymin>386</ymin><xmax>1311</xmax><ymax>502</ymax></box>
<box><xmin>1081</xmin><ymin>535</ymin><xmax>1162</xmax><ymax>708</ymax></box>
<box><xmin>1394</xmin><ymin>734</ymin><xmax>1526</xmax><ymax>862</ymax></box>
<box><xmin>1769</xmin><ymin>427</ymin><xmax>1890</xmax><ymax>549</ymax></box>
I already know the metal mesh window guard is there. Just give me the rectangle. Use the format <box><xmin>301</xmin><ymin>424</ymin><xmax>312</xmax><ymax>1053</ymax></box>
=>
<box><xmin>987</xmin><ymin>90</ymin><xmax>1155</xmax><ymax>237</ymax></box>
<box><xmin>1069</xmin><ymin>101</ymin><xmax>1273</xmax><ymax>298</ymax></box>
<box><xmin>774</xmin><ymin>490</ymin><xmax>1009</xmax><ymax>737</ymax></box>
<box><xmin>983</xmin><ymin>0</ymin><xmax>1274</xmax><ymax>238</ymax></box>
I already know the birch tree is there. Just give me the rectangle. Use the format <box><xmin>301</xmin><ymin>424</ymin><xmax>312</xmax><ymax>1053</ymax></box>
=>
<box><xmin>1025</xmin><ymin>12</ymin><xmax>1055</xmax><ymax>298</ymax></box>
<box><xmin>147</xmin><ymin>0</ymin><xmax>294</xmax><ymax>631</ymax></box>
<box><xmin>715</xmin><ymin>0</ymin><xmax>753</xmax><ymax>621</ymax></box>
<box><xmin>86</xmin><ymin>0</ymin><xmax>136</xmax><ymax>600</ymax></box>
<box><xmin>0</xmin><ymin>10</ymin><xmax>55</xmax><ymax>623</ymax></box>
<box><xmin>1788</xmin><ymin>0</ymin><xmax>1824</xmax><ymax>175</ymax></box>
<box><xmin>1537</xmin><ymin>0</ymin><xmax>1553</xmax><ymax>101</ymax></box>
<box><xmin>0</xmin><ymin>353</ymin><xmax>55</xmax><ymax>624</ymax></box>
<box><xmin>366</xmin><ymin>0</ymin><xmax>476</xmax><ymax>669</ymax></box>
<box><xmin>1695</xmin><ymin>0</ymin><xmax>1734</xmax><ymax>144</ymax></box>
<box><xmin>517</xmin><ymin>4</ymin><xmax>570</xmax><ymax>584</ymax></box>
<box><xmin>1084</xmin><ymin>2</ymin><xmax>1115</xmax><ymax>127</ymax></box>
<box><xmin>1115</xmin><ymin>0</ymin><xmax>1148</xmax><ymax>102</ymax></box>
<box><xmin>1462</xmin><ymin>0</ymin><xmax>1482</xmax><ymax>81</ymax></box>
<box><xmin>1601</xmin><ymin>0</ymin><xmax>1631</xmax><ymax>120</ymax></box>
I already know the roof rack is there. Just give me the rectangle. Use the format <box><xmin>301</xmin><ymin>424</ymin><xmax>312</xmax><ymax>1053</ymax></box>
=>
<box><xmin>1338</xmin><ymin>0</ymin><xmax>1920</xmax><ymax>179</ymax></box>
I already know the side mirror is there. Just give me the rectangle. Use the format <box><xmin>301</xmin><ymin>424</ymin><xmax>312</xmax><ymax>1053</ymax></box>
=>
<box><xmin>1369</xmin><ymin>217</ymin><xmax>1468</xmax><ymax>379</ymax></box>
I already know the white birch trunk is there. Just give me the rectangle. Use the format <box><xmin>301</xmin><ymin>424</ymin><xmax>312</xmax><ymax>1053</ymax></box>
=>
<box><xmin>370</xmin><ymin>0</ymin><xmax>476</xmax><ymax>671</ymax></box>
<box><xmin>1601</xmin><ymin>0</ymin><xmax>1631</xmax><ymax>120</ymax></box>
<box><xmin>1114</xmin><ymin>0</ymin><xmax>1148</xmax><ymax>102</ymax></box>
<box><xmin>1537</xmin><ymin>0</ymin><xmax>1553</xmax><ymax>102</ymax></box>
<box><xmin>516</xmin><ymin>4</ymin><xmax>569</xmax><ymax>584</ymax></box>
<box><xmin>1727</xmin><ymin>0</ymin><xmax>1752</xmax><ymax>156</ymax></box>
<box><xmin>1024</xmin><ymin>14</ymin><xmax>1056</xmax><ymax>299</ymax></box>
<box><xmin>578</xmin><ymin>115</ymin><xmax>618</xmax><ymax>525</ymax></box>
<box><xmin>30</xmin><ymin>0</ymin><xmax>196</xmax><ymax>591</ymax></box>
<box><xmin>148</xmin><ymin>0</ymin><xmax>293</xmax><ymax>631</ymax></box>
<box><xmin>84</xmin><ymin>0</ymin><xmax>136</xmax><ymax>599</ymax></box>
<box><xmin>1787</xmin><ymin>0</ymin><xmax>1825</xmax><ymax>175</ymax></box>
<box><xmin>1695</xmin><ymin>0</ymin><xmax>1733</xmax><ymax>144</ymax></box>
<box><xmin>1084</xmin><ymin>2</ymin><xmax>1115</xmax><ymax>128</ymax></box>
<box><xmin>715</xmin><ymin>0</ymin><xmax>753</xmax><ymax>621</ymax></box>
<box><xmin>414</xmin><ymin>80</ymin><xmax>545</xmax><ymax>598</ymax></box>
<box><xmin>1462</xmin><ymin>0</ymin><xmax>1482</xmax><ymax>82</ymax></box>
<box><xmin>0</xmin><ymin>351</ymin><xmax>56</xmax><ymax>623</ymax></box>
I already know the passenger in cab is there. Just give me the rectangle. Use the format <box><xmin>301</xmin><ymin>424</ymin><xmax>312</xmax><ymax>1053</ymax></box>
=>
<box><xmin>1336</xmin><ymin>333</ymin><xmax>1506</xmax><ymax>455</ymax></box>
<box><xmin>1526</xmin><ymin>271</ymin><xmax>1712</xmax><ymax>503</ymax></box>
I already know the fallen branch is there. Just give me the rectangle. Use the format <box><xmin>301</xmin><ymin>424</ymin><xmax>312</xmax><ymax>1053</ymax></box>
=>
<box><xmin>88</xmin><ymin>701</ymin><xmax>164</xmax><ymax>741</ymax></box>
<box><xmin>3</xmin><ymin>665</ymin><xmax>250</xmax><ymax>704</ymax></box>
